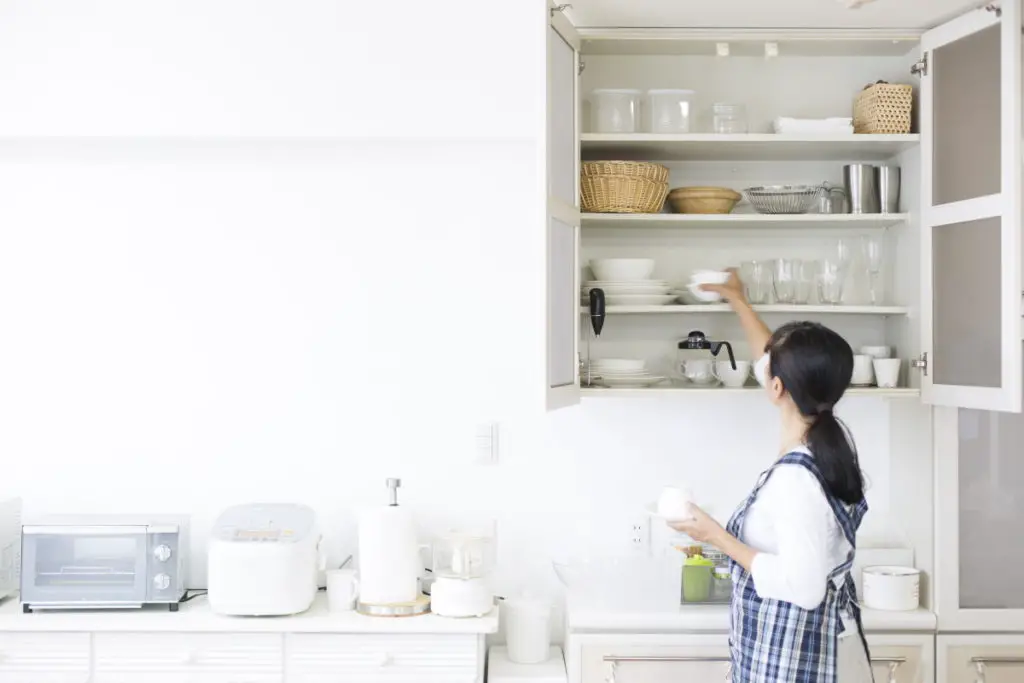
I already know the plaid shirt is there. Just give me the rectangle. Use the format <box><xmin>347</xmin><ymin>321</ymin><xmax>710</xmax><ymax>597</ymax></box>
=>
<box><xmin>725</xmin><ymin>451</ymin><xmax>871</xmax><ymax>683</ymax></box>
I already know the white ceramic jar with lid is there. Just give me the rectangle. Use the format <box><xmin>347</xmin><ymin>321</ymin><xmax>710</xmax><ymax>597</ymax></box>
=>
<box><xmin>589</xmin><ymin>89</ymin><xmax>643</xmax><ymax>133</ymax></box>
<box><xmin>646</xmin><ymin>89</ymin><xmax>695</xmax><ymax>133</ymax></box>
<box><xmin>502</xmin><ymin>593</ymin><xmax>553</xmax><ymax>664</ymax></box>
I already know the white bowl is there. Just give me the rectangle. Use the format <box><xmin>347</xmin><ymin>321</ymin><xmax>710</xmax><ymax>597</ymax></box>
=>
<box><xmin>859</xmin><ymin>345</ymin><xmax>892</xmax><ymax>359</ymax></box>
<box><xmin>591</xmin><ymin>258</ymin><xmax>656</xmax><ymax>281</ymax></box>
<box><xmin>715</xmin><ymin>360</ymin><xmax>752</xmax><ymax>388</ymax></box>
<box><xmin>690</xmin><ymin>269</ymin><xmax>730</xmax><ymax>285</ymax></box>
<box><xmin>657</xmin><ymin>486</ymin><xmax>693</xmax><ymax>520</ymax></box>
<box><xmin>687</xmin><ymin>282</ymin><xmax>722</xmax><ymax>303</ymax></box>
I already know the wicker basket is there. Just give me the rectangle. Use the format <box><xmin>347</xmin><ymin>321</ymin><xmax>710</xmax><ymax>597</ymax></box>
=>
<box><xmin>854</xmin><ymin>82</ymin><xmax>913</xmax><ymax>134</ymax></box>
<box><xmin>582</xmin><ymin>160</ymin><xmax>669</xmax><ymax>184</ymax></box>
<box><xmin>581</xmin><ymin>175</ymin><xmax>669</xmax><ymax>213</ymax></box>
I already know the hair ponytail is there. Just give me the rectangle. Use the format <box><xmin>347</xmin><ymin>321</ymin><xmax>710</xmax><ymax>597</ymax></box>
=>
<box><xmin>767</xmin><ymin>322</ymin><xmax>866</xmax><ymax>506</ymax></box>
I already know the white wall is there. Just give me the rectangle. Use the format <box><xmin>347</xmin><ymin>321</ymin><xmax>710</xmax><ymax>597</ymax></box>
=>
<box><xmin>0</xmin><ymin>0</ymin><xmax>930</xmax><ymax>628</ymax></box>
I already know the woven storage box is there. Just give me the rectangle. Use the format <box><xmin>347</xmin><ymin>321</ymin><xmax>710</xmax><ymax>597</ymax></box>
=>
<box><xmin>582</xmin><ymin>160</ymin><xmax>669</xmax><ymax>184</ymax></box>
<box><xmin>581</xmin><ymin>175</ymin><xmax>669</xmax><ymax>213</ymax></box>
<box><xmin>854</xmin><ymin>82</ymin><xmax>913</xmax><ymax>134</ymax></box>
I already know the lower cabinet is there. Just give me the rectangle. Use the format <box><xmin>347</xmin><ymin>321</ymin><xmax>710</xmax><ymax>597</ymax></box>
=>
<box><xmin>569</xmin><ymin>632</ymin><xmax>934</xmax><ymax>683</ymax></box>
<box><xmin>938</xmin><ymin>635</ymin><xmax>1024</xmax><ymax>683</ymax></box>
<box><xmin>0</xmin><ymin>632</ymin><xmax>90</xmax><ymax>683</ymax></box>
<box><xmin>93</xmin><ymin>632</ymin><xmax>284</xmax><ymax>683</ymax></box>
<box><xmin>286</xmin><ymin>633</ymin><xmax>481</xmax><ymax>683</ymax></box>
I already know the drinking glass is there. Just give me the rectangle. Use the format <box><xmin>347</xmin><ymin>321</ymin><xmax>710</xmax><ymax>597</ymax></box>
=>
<box><xmin>773</xmin><ymin>258</ymin><xmax>801</xmax><ymax>304</ymax></box>
<box><xmin>741</xmin><ymin>260</ymin><xmax>772</xmax><ymax>304</ymax></box>
<box><xmin>794</xmin><ymin>260</ymin><xmax>817</xmax><ymax>304</ymax></box>
<box><xmin>863</xmin><ymin>235</ymin><xmax>884</xmax><ymax>304</ymax></box>
<box><xmin>817</xmin><ymin>258</ymin><xmax>848</xmax><ymax>305</ymax></box>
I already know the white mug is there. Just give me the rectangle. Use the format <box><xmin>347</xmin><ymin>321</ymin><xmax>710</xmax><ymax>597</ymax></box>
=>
<box><xmin>714</xmin><ymin>360</ymin><xmax>752</xmax><ymax>388</ymax></box>
<box><xmin>851</xmin><ymin>354</ymin><xmax>875</xmax><ymax>386</ymax></box>
<box><xmin>326</xmin><ymin>569</ymin><xmax>360</xmax><ymax>612</ymax></box>
<box><xmin>682</xmin><ymin>359</ymin><xmax>717</xmax><ymax>385</ymax></box>
<box><xmin>873</xmin><ymin>358</ymin><xmax>901</xmax><ymax>389</ymax></box>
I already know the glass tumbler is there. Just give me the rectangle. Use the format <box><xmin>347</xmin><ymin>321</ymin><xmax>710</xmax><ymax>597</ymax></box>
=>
<box><xmin>817</xmin><ymin>258</ymin><xmax>848</xmax><ymax>304</ymax></box>
<box><xmin>741</xmin><ymin>260</ymin><xmax>772</xmax><ymax>304</ymax></box>
<box><xmin>794</xmin><ymin>260</ymin><xmax>816</xmax><ymax>304</ymax></box>
<box><xmin>773</xmin><ymin>258</ymin><xmax>801</xmax><ymax>304</ymax></box>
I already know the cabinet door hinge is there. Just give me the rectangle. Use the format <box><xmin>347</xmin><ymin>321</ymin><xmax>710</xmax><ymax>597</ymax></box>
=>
<box><xmin>911</xmin><ymin>352</ymin><xmax>928</xmax><ymax>376</ymax></box>
<box><xmin>985</xmin><ymin>3</ymin><xmax>1002</xmax><ymax>18</ymax></box>
<box><xmin>911</xmin><ymin>52</ymin><xmax>928</xmax><ymax>77</ymax></box>
<box><xmin>550</xmin><ymin>3</ymin><xmax>572</xmax><ymax>17</ymax></box>
<box><xmin>578</xmin><ymin>58</ymin><xmax>586</xmax><ymax>75</ymax></box>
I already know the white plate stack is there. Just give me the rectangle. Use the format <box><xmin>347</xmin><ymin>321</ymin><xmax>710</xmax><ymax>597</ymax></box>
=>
<box><xmin>584</xmin><ymin>258</ymin><xmax>674</xmax><ymax>306</ymax></box>
<box><xmin>583</xmin><ymin>358</ymin><xmax>666</xmax><ymax>388</ymax></box>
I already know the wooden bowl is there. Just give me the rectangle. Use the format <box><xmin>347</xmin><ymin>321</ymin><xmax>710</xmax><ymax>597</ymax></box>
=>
<box><xmin>668</xmin><ymin>187</ymin><xmax>742</xmax><ymax>214</ymax></box>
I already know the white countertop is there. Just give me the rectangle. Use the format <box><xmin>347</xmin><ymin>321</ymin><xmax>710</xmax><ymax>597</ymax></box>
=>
<box><xmin>567</xmin><ymin>597</ymin><xmax>936</xmax><ymax>634</ymax></box>
<box><xmin>0</xmin><ymin>593</ymin><xmax>499</xmax><ymax>634</ymax></box>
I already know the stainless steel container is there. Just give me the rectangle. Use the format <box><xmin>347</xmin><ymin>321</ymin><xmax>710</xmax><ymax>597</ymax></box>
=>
<box><xmin>876</xmin><ymin>166</ymin><xmax>901</xmax><ymax>213</ymax></box>
<box><xmin>843</xmin><ymin>164</ymin><xmax>880</xmax><ymax>214</ymax></box>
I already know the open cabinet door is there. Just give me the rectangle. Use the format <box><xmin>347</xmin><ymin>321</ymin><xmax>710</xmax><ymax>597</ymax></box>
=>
<box><xmin>920</xmin><ymin>0</ymin><xmax>1023</xmax><ymax>412</ymax></box>
<box><xmin>546</xmin><ymin>3</ymin><xmax>581</xmax><ymax>411</ymax></box>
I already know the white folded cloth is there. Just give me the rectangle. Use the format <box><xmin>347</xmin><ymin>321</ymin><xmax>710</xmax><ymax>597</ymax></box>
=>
<box><xmin>773</xmin><ymin>117</ymin><xmax>854</xmax><ymax>134</ymax></box>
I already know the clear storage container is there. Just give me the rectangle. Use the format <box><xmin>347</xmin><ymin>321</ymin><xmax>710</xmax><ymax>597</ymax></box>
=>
<box><xmin>712</xmin><ymin>103</ymin><xmax>748</xmax><ymax>134</ymax></box>
<box><xmin>646</xmin><ymin>89</ymin><xmax>694</xmax><ymax>133</ymax></box>
<box><xmin>589</xmin><ymin>89</ymin><xmax>643</xmax><ymax>133</ymax></box>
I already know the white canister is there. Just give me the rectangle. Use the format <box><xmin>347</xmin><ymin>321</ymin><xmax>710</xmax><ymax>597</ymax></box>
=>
<box><xmin>502</xmin><ymin>595</ymin><xmax>552</xmax><ymax>664</ymax></box>
<box><xmin>862</xmin><ymin>565</ymin><xmax>920</xmax><ymax>611</ymax></box>
<box><xmin>589</xmin><ymin>89</ymin><xmax>642</xmax><ymax>133</ymax></box>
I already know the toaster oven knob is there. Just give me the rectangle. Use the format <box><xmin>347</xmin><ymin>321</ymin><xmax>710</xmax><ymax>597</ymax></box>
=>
<box><xmin>153</xmin><ymin>544</ymin><xmax>172</xmax><ymax>562</ymax></box>
<box><xmin>153</xmin><ymin>573</ymin><xmax>171</xmax><ymax>591</ymax></box>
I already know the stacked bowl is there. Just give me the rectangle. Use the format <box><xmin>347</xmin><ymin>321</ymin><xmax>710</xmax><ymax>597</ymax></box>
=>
<box><xmin>583</xmin><ymin>358</ymin><xmax>666</xmax><ymax>388</ymax></box>
<box><xmin>584</xmin><ymin>259</ymin><xmax>676</xmax><ymax>306</ymax></box>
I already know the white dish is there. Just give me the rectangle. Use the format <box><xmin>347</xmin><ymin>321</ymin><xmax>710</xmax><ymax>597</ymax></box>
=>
<box><xmin>606</xmin><ymin>294</ymin><xmax>677</xmax><ymax>306</ymax></box>
<box><xmin>596</xmin><ymin>375</ymin><xmax>666</xmax><ymax>388</ymax></box>
<box><xmin>586</xmin><ymin>279</ymin><xmax>670</xmax><ymax>285</ymax></box>
<box><xmin>687</xmin><ymin>282</ymin><xmax>723</xmax><ymax>303</ymax></box>
<box><xmin>588</xmin><ymin>358</ymin><xmax>646</xmax><ymax>371</ymax></box>
<box><xmin>583</xmin><ymin>285</ymin><xmax>672</xmax><ymax>295</ymax></box>
<box><xmin>657</xmin><ymin>486</ymin><xmax>693</xmax><ymax>520</ymax></box>
<box><xmin>859</xmin><ymin>345</ymin><xmax>892</xmax><ymax>359</ymax></box>
<box><xmin>590</xmin><ymin>258</ymin><xmax>656</xmax><ymax>281</ymax></box>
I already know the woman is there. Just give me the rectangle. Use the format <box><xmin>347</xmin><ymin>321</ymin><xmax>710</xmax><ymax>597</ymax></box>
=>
<box><xmin>672</xmin><ymin>269</ymin><xmax>873</xmax><ymax>682</ymax></box>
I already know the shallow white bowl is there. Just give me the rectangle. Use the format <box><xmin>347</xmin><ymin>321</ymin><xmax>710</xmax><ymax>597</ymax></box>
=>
<box><xmin>859</xmin><ymin>345</ymin><xmax>892</xmax><ymax>359</ymax></box>
<box><xmin>687</xmin><ymin>282</ymin><xmax>722</xmax><ymax>303</ymax></box>
<box><xmin>591</xmin><ymin>258</ymin><xmax>656</xmax><ymax>281</ymax></box>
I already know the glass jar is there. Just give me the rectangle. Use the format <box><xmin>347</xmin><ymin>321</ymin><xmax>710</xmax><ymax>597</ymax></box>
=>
<box><xmin>589</xmin><ymin>89</ymin><xmax>643</xmax><ymax>133</ymax></box>
<box><xmin>646</xmin><ymin>89</ymin><xmax>695</xmax><ymax>133</ymax></box>
<box><xmin>712</xmin><ymin>102</ymin><xmax>753</xmax><ymax>133</ymax></box>
<box><xmin>712</xmin><ymin>103</ymin><xmax>748</xmax><ymax>134</ymax></box>
<box><xmin>432</xmin><ymin>533</ymin><xmax>495</xmax><ymax>580</ymax></box>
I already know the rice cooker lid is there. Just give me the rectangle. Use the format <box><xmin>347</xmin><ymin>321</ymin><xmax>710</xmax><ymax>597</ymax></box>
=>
<box><xmin>213</xmin><ymin>503</ymin><xmax>315</xmax><ymax>543</ymax></box>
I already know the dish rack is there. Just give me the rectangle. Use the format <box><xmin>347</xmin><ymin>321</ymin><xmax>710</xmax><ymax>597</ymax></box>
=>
<box><xmin>744</xmin><ymin>184</ymin><xmax>825</xmax><ymax>214</ymax></box>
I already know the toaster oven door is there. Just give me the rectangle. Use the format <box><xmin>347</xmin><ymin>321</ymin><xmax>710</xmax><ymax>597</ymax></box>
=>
<box><xmin>21</xmin><ymin>526</ymin><xmax>149</xmax><ymax>606</ymax></box>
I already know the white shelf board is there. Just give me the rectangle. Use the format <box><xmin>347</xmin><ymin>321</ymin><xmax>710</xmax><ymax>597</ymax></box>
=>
<box><xmin>580</xmin><ymin>386</ymin><xmax>920</xmax><ymax>399</ymax></box>
<box><xmin>579</xmin><ymin>304</ymin><xmax>910</xmax><ymax>315</ymax></box>
<box><xmin>580</xmin><ymin>134</ymin><xmax>920</xmax><ymax>162</ymax></box>
<box><xmin>581</xmin><ymin>213</ymin><xmax>909</xmax><ymax>230</ymax></box>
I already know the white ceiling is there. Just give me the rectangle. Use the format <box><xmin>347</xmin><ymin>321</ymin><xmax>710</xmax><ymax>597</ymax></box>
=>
<box><xmin>568</xmin><ymin>0</ymin><xmax>984</xmax><ymax>30</ymax></box>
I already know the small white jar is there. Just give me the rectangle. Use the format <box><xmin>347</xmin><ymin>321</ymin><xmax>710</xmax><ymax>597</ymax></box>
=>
<box><xmin>589</xmin><ymin>89</ymin><xmax>643</xmax><ymax>133</ymax></box>
<box><xmin>502</xmin><ymin>595</ymin><xmax>552</xmax><ymax>664</ymax></box>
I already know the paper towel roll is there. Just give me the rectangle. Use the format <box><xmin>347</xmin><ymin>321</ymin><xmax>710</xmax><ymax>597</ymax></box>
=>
<box><xmin>357</xmin><ymin>504</ymin><xmax>419</xmax><ymax>604</ymax></box>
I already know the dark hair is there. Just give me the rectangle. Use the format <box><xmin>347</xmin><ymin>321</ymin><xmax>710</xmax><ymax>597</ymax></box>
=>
<box><xmin>766</xmin><ymin>321</ymin><xmax>865</xmax><ymax>505</ymax></box>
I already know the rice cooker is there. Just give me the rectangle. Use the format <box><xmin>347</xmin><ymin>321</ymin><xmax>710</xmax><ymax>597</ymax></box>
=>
<box><xmin>208</xmin><ymin>503</ymin><xmax>323</xmax><ymax>616</ymax></box>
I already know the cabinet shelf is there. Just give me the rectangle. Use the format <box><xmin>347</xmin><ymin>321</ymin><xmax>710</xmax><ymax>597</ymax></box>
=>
<box><xmin>580</xmin><ymin>133</ymin><xmax>920</xmax><ymax>162</ymax></box>
<box><xmin>579</xmin><ymin>304</ymin><xmax>910</xmax><ymax>315</ymax></box>
<box><xmin>581</xmin><ymin>213</ymin><xmax>909</xmax><ymax>230</ymax></box>
<box><xmin>581</xmin><ymin>386</ymin><xmax>920</xmax><ymax>399</ymax></box>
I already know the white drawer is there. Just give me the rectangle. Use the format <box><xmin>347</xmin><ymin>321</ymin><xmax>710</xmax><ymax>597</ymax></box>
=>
<box><xmin>94</xmin><ymin>632</ymin><xmax>283</xmax><ymax>683</ymax></box>
<box><xmin>0</xmin><ymin>632</ymin><xmax>90</xmax><ymax>683</ymax></box>
<box><xmin>286</xmin><ymin>633</ymin><xmax>479</xmax><ymax>683</ymax></box>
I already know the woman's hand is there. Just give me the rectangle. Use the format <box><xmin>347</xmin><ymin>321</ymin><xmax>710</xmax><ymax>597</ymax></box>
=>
<box><xmin>700</xmin><ymin>267</ymin><xmax>747</xmax><ymax>306</ymax></box>
<box><xmin>669</xmin><ymin>503</ymin><xmax>728</xmax><ymax>546</ymax></box>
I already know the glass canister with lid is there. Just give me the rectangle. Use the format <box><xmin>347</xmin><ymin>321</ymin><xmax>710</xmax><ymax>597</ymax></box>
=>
<box><xmin>712</xmin><ymin>103</ymin><xmax>749</xmax><ymax>134</ymax></box>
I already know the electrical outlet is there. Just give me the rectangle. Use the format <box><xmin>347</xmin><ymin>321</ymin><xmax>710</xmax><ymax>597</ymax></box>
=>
<box><xmin>629</xmin><ymin>517</ymin><xmax>650</xmax><ymax>555</ymax></box>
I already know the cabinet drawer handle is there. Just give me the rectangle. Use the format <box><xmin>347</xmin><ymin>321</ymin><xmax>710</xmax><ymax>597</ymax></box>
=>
<box><xmin>971</xmin><ymin>657</ymin><xmax>1024</xmax><ymax>683</ymax></box>
<box><xmin>871</xmin><ymin>656</ymin><xmax>905</xmax><ymax>683</ymax></box>
<box><xmin>602</xmin><ymin>656</ymin><xmax>731</xmax><ymax>683</ymax></box>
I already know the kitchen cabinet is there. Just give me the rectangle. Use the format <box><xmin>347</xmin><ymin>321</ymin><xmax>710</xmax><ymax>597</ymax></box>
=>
<box><xmin>567</xmin><ymin>633</ymin><xmax>933</xmax><ymax>683</ymax></box>
<box><xmin>286</xmin><ymin>633</ymin><xmax>482</xmax><ymax>683</ymax></box>
<box><xmin>93</xmin><ymin>632</ymin><xmax>283</xmax><ymax>682</ymax></box>
<box><xmin>0</xmin><ymin>632</ymin><xmax>89</xmax><ymax>683</ymax></box>
<box><xmin>938</xmin><ymin>635</ymin><xmax>1024</xmax><ymax>683</ymax></box>
<box><xmin>543</xmin><ymin>2</ymin><xmax>1023</xmax><ymax>414</ymax></box>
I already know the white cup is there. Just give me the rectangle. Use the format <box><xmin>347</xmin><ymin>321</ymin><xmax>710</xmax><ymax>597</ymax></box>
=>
<box><xmin>873</xmin><ymin>358</ymin><xmax>901</xmax><ymax>388</ymax></box>
<box><xmin>682</xmin><ymin>359</ymin><xmax>716</xmax><ymax>385</ymax></box>
<box><xmin>326</xmin><ymin>569</ymin><xmax>360</xmax><ymax>612</ymax></box>
<box><xmin>859</xmin><ymin>345</ymin><xmax>891</xmax><ymax>359</ymax></box>
<box><xmin>714</xmin><ymin>360</ymin><xmax>751</xmax><ymax>388</ymax></box>
<box><xmin>851</xmin><ymin>354</ymin><xmax>875</xmax><ymax>386</ymax></box>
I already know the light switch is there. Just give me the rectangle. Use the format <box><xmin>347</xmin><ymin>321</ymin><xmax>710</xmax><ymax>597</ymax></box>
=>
<box><xmin>475</xmin><ymin>423</ymin><xmax>499</xmax><ymax>464</ymax></box>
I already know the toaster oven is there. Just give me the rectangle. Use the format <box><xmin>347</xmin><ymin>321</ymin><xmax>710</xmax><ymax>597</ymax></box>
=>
<box><xmin>20</xmin><ymin>515</ymin><xmax>189</xmax><ymax>612</ymax></box>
